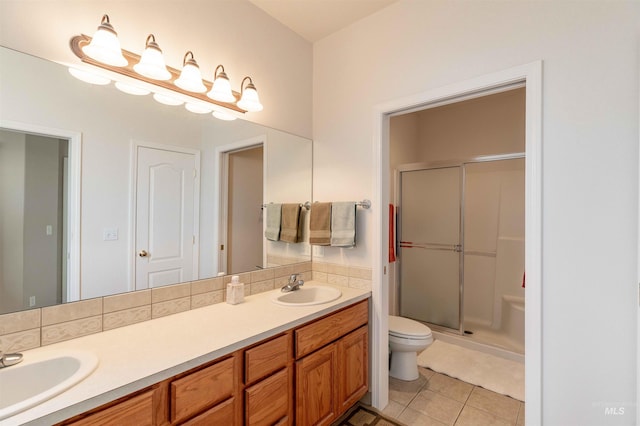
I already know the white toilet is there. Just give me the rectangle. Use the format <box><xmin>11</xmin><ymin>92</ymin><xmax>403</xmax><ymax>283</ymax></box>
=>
<box><xmin>389</xmin><ymin>315</ymin><xmax>434</xmax><ymax>381</ymax></box>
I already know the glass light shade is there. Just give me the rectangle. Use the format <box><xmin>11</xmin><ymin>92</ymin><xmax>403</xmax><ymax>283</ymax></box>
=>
<box><xmin>175</xmin><ymin>54</ymin><xmax>207</xmax><ymax>93</ymax></box>
<box><xmin>153</xmin><ymin>92</ymin><xmax>184</xmax><ymax>106</ymax></box>
<box><xmin>212</xmin><ymin>110</ymin><xmax>237</xmax><ymax>121</ymax></box>
<box><xmin>237</xmin><ymin>82</ymin><xmax>263</xmax><ymax>112</ymax></box>
<box><xmin>82</xmin><ymin>16</ymin><xmax>128</xmax><ymax>67</ymax></box>
<box><xmin>133</xmin><ymin>35</ymin><xmax>172</xmax><ymax>81</ymax></box>
<box><xmin>185</xmin><ymin>103</ymin><xmax>213</xmax><ymax>114</ymax></box>
<box><xmin>68</xmin><ymin>67</ymin><xmax>111</xmax><ymax>85</ymax></box>
<box><xmin>207</xmin><ymin>68</ymin><xmax>235</xmax><ymax>103</ymax></box>
<box><xmin>115</xmin><ymin>81</ymin><xmax>150</xmax><ymax>95</ymax></box>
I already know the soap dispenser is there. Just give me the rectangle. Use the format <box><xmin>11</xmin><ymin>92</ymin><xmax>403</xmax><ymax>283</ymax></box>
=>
<box><xmin>226</xmin><ymin>275</ymin><xmax>245</xmax><ymax>305</ymax></box>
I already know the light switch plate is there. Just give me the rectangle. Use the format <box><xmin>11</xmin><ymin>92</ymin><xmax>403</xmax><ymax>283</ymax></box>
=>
<box><xmin>103</xmin><ymin>228</ymin><xmax>118</xmax><ymax>241</ymax></box>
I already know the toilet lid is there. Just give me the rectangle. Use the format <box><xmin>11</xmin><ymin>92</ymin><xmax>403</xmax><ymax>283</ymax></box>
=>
<box><xmin>389</xmin><ymin>315</ymin><xmax>432</xmax><ymax>338</ymax></box>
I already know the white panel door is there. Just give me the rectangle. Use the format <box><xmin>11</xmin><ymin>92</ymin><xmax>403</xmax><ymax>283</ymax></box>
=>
<box><xmin>135</xmin><ymin>146</ymin><xmax>197</xmax><ymax>289</ymax></box>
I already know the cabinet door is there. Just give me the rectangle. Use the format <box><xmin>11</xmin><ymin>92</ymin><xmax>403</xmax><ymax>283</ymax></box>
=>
<box><xmin>65</xmin><ymin>389</ymin><xmax>155</xmax><ymax>426</ymax></box>
<box><xmin>295</xmin><ymin>344</ymin><xmax>338</xmax><ymax>426</ymax></box>
<box><xmin>170</xmin><ymin>356</ymin><xmax>236</xmax><ymax>423</ymax></box>
<box><xmin>338</xmin><ymin>325</ymin><xmax>369</xmax><ymax>413</ymax></box>
<box><xmin>180</xmin><ymin>397</ymin><xmax>236</xmax><ymax>426</ymax></box>
<box><xmin>245</xmin><ymin>368</ymin><xmax>290</xmax><ymax>425</ymax></box>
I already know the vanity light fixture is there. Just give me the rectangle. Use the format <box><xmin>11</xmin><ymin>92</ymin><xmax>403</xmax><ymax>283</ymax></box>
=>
<box><xmin>133</xmin><ymin>34</ymin><xmax>172</xmax><ymax>81</ymax></box>
<box><xmin>237</xmin><ymin>77</ymin><xmax>263</xmax><ymax>112</ymax></box>
<box><xmin>81</xmin><ymin>15</ymin><xmax>128</xmax><ymax>67</ymax></box>
<box><xmin>174</xmin><ymin>51</ymin><xmax>207</xmax><ymax>93</ymax></box>
<box><xmin>69</xmin><ymin>14</ymin><xmax>264</xmax><ymax>119</ymax></box>
<box><xmin>207</xmin><ymin>65</ymin><xmax>236</xmax><ymax>103</ymax></box>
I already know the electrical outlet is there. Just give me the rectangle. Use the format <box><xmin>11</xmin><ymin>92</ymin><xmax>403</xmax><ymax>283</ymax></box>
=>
<box><xmin>29</xmin><ymin>296</ymin><xmax>36</xmax><ymax>307</ymax></box>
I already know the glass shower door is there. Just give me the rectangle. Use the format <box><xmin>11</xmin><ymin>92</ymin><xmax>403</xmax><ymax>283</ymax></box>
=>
<box><xmin>399</xmin><ymin>166</ymin><xmax>462</xmax><ymax>330</ymax></box>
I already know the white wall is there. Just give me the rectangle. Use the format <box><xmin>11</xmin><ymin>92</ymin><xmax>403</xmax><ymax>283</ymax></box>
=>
<box><xmin>0</xmin><ymin>0</ymin><xmax>312</xmax><ymax>139</ymax></box>
<box><xmin>314</xmin><ymin>1</ymin><xmax>639</xmax><ymax>425</ymax></box>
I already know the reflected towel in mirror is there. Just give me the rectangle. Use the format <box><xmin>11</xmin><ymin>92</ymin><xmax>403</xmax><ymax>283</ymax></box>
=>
<box><xmin>265</xmin><ymin>203</ymin><xmax>282</xmax><ymax>241</ymax></box>
<box><xmin>280</xmin><ymin>203</ymin><xmax>301</xmax><ymax>243</ymax></box>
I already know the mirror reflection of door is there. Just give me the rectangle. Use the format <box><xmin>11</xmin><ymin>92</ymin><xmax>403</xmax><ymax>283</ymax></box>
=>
<box><xmin>226</xmin><ymin>146</ymin><xmax>264</xmax><ymax>274</ymax></box>
<box><xmin>134</xmin><ymin>144</ymin><xmax>200</xmax><ymax>290</ymax></box>
<box><xmin>0</xmin><ymin>129</ymin><xmax>69</xmax><ymax>312</ymax></box>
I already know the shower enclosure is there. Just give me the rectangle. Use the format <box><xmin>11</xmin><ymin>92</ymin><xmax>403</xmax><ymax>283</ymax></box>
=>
<box><xmin>398</xmin><ymin>155</ymin><xmax>525</xmax><ymax>352</ymax></box>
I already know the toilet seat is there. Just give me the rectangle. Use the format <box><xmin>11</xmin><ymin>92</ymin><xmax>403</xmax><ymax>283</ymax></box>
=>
<box><xmin>389</xmin><ymin>315</ymin><xmax>432</xmax><ymax>339</ymax></box>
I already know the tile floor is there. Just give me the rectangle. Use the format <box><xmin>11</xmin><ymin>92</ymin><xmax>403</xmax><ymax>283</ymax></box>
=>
<box><xmin>382</xmin><ymin>367</ymin><xmax>525</xmax><ymax>425</ymax></box>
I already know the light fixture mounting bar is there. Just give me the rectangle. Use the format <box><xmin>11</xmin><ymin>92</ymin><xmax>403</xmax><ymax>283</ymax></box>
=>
<box><xmin>70</xmin><ymin>34</ymin><xmax>245</xmax><ymax>113</ymax></box>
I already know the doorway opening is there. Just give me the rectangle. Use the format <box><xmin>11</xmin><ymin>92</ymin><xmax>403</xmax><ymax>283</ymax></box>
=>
<box><xmin>392</xmin><ymin>88</ymin><xmax>526</xmax><ymax>356</ymax></box>
<box><xmin>215</xmin><ymin>135</ymin><xmax>266</xmax><ymax>276</ymax></box>
<box><xmin>372</xmin><ymin>62</ymin><xmax>542</xmax><ymax>423</ymax></box>
<box><xmin>0</xmin><ymin>121</ymin><xmax>81</xmax><ymax>312</ymax></box>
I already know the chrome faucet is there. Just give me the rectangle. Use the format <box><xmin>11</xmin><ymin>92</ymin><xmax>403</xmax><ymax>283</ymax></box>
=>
<box><xmin>281</xmin><ymin>274</ymin><xmax>304</xmax><ymax>292</ymax></box>
<box><xmin>0</xmin><ymin>351</ymin><xmax>23</xmax><ymax>368</ymax></box>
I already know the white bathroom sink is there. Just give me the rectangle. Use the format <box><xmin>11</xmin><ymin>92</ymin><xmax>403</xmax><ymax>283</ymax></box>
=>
<box><xmin>0</xmin><ymin>349</ymin><xmax>98</xmax><ymax>420</ymax></box>
<box><xmin>272</xmin><ymin>285</ymin><xmax>342</xmax><ymax>306</ymax></box>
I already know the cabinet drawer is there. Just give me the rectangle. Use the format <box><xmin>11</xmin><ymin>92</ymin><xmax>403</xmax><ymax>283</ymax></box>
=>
<box><xmin>245</xmin><ymin>333</ymin><xmax>290</xmax><ymax>385</ymax></box>
<box><xmin>181</xmin><ymin>397</ymin><xmax>237</xmax><ymax>426</ymax></box>
<box><xmin>171</xmin><ymin>356</ymin><xmax>235</xmax><ymax>423</ymax></box>
<box><xmin>66</xmin><ymin>389</ymin><xmax>154</xmax><ymax>426</ymax></box>
<box><xmin>245</xmin><ymin>368</ymin><xmax>290</xmax><ymax>425</ymax></box>
<box><xmin>295</xmin><ymin>300</ymin><xmax>368</xmax><ymax>359</ymax></box>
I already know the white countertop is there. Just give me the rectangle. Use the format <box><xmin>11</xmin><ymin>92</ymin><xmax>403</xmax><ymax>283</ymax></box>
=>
<box><xmin>2</xmin><ymin>283</ymin><xmax>370</xmax><ymax>426</ymax></box>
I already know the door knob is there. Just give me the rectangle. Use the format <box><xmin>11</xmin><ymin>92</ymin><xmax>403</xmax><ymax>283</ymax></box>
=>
<box><xmin>139</xmin><ymin>250</ymin><xmax>148</xmax><ymax>257</ymax></box>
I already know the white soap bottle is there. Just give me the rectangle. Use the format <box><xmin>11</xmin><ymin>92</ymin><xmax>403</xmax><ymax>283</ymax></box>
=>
<box><xmin>226</xmin><ymin>275</ymin><xmax>244</xmax><ymax>305</ymax></box>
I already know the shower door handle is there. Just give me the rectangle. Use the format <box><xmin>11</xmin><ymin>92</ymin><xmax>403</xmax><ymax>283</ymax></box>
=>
<box><xmin>399</xmin><ymin>241</ymin><xmax>461</xmax><ymax>252</ymax></box>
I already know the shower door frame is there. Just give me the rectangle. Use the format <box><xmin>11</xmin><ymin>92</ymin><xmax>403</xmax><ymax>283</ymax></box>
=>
<box><xmin>396</xmin><ymin>152</ymin><xmax>525</xmax><ymax>336</ymax></box>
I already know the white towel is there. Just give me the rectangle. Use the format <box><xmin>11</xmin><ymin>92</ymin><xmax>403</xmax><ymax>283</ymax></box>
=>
<box><xmin>330</xmin><ymin>202</ymin><xmax>356</xmax><ymax>247</ymax></box>
<box><xmin>264</xmin><ymin>203</ymin><xmax>282</xmax><ymax>241</ymax></box>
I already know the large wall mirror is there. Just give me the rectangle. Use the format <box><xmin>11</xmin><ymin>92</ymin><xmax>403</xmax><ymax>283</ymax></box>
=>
<box><xmin>0</xmin><ymin>46</ymin><xmax>312</xmax><ymax>315</ymax></box>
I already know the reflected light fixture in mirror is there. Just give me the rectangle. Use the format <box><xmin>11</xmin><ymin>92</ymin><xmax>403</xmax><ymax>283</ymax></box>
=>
<box><xmin>115</xmin><ymin>81</ymin><xmax>151</xmax><ymax>96</ymax></box>
<box><xmin>153</xmin><ymin>92</ymin><xmax>184</xmax><ymax>106</ymax></box>
<box><xmin>69</xmin><ymin>14</ymin><xmax>264</xmax><ymax>120</ymax></box>
<box><xmin>185</xmin><ymin>102</ymin><xmax>213</xmax><ymax>114</ymax></box>
<box><xmin>68</xmin><ymin>67</ymin><xmax>111</xmax><ymax>85</ymax></box>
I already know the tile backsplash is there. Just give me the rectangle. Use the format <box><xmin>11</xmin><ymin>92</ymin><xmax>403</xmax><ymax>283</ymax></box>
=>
<box><xmin>0</xmin><ymin>261</ymin><xmax>371</xmax><ymax>352</ymax></box>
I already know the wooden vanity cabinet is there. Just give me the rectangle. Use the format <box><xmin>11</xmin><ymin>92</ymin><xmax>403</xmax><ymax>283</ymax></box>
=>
<box><xmin>294</xmin><ymin>300</ymin><xmax>369</xmax><ymax>426</ymax></box>
<box><xmin>243</xmin><ymin>332</ymin><xmax>293</xmax><ymax>425</ymax></box>
<box><xmin>57</xmin><ymin>298</ymin><xmax>368</xmax><ymax>426</ymax></box>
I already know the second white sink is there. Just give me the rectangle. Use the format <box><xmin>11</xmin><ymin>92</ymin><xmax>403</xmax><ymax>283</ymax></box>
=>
<box><xmin>272</xmin><ymin>285</ymin><xmax>342</xmax><ymax>306</ymax></box>
<box><xmin>0</xmin><ymin>349</ymin><xmax>98</xmax><ymax>420</ymax></box>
